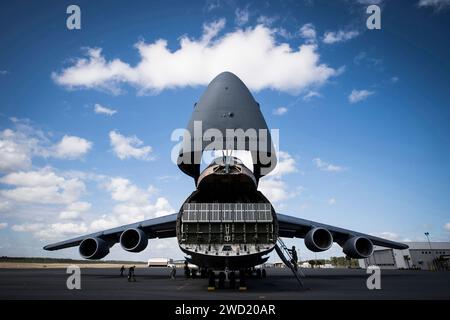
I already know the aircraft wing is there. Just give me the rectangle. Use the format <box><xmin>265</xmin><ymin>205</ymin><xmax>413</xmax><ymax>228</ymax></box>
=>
<box><xmin>43</xmin><ymin>213</ymin><xmax>177</xmax><ymax>251</ymax></box>
<box><xmin>277</xmin><ymin>213</ymin><xmax>408</xmax><ymax>250</ymax></box>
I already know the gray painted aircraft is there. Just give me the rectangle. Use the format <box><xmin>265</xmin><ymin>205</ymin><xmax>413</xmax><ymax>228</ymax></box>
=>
<box><xmin>44</xmin><ymin>72</ymin><xmax>408</xmax><ymax>276</ymax></box>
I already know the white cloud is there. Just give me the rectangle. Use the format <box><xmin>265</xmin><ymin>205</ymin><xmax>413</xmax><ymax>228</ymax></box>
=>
<box><xmin>0</xmin><ymin>119</ymin><xmax>92</xmax><ymax>171</ymax></box>
<box><xmin>109</xmin><ymin>130</ymin><xmax>153</xmax><ymax>161</ymax></box>
<box><xmin>106</xmin><ymin>177</ymin><xmax>151</xmax><ymax>205</ymax></box>
<box><xmin>313</xmin><ymin>158</ymin><xmax>346</xmax><ymax>172</ymax></box>
<box><xmin>13</xmin><ymin>190</ymin><xmax>172</xmax><ymax>241</ymax></box>
<box><xmin>113</xmin><ymin>197</ymin><xmax>173</xmax><ymax>223</ymax></box>
<box><xmin>371</xmin><ymin>232</ymin><xmax>401</xmax><ymax>241</ymax></box>
<box><xmin>259</xmin><ymin>178</ymin><xmax>298</xmax><ymax>203</ymax></box>
<box><xmin>52</xmin><ymin>135</ymin><xmax>92</xmax><ymax>159</ymax></box>
<box><xmin>52</xmin><ymin>20</ymin><xmax>338</xmax><ymax>95</ymax></box>
<box><xmin>0</xmin><ymin>70</ymin><xmax>8</xmax><ymax>75</ymax></box>
<box><xmin>418</xmin><ymin>0</ymin><xmax>450</xmax><ymax>10</ymax></box>
<box><xmin>0</xmin><ymin>128</ymin><xmax>34</xmax><ymax>172</ymax></box>
<box><xmin>445</xmin><ymin>222</ymin><xmax>450</xmax><ymax>231</ymax></box>
<box><xmin>390</xmin><ymin>76</ymin><xmax>399</xmax><ymax>83</ymax></box>
<box><xmin>58</xmin><ymin>211</ymin><xmax>80</xmax><ymax>220</ymax></box>
<box><xmin>1</xmin><ymin>169</ymin><xmax>64</xmax><ymax>187</ymax></box>
<box><xmin>67</xmin><ymin>201</ymin><xmax>91</xmax><ymax>212</ymax></box>
<box><xmin>269</xmin><ymin>151</ymin><xmax>297</xmax><ymax>177</ymax></box>
<box><xmin>157</xmin><ymin>175</ymin><xmax>179</xmax><ymax>182</ymax></box>
<box><xmin>235</xmin><ymin>7</ymin><xmax>249</xmax><ymax>26</ymax></box>
<box><xmin>74</xmin><ymin>195</ymin><xmax>173</xmax><ymax>233</ymax></box>
<box><xmin>205</xmin><ymin>0</ymin><xmax>221</xmax><ymax>12</ymax></box>
<box><xmin>14</xmin><ymin>220</ymin><xmax>91</xmax><ymax>241</ymax></box>
<box><xmin>273</xmin><ymin>107</ymin><xmax>288</xmax><ymax>116</ymax></box>
<box><xmin>0</xmin><ymin>201</ymin><xmax>11</xmax><ymax>212</ymax></box>
<box><xmin>59</xmin><ymin>201</ymin><xmax>91</xmax><ymax>220</ymax></box>
<box><xmin>371</xmin><ymin>232</ymin><xmax>412</xmax><ymax>243</ymax></box>
<box><xmin>259</xmin><ymin>151</ymin><xmax>299</xmax><ymax>203</ymax></box>
<box><xmin>299</xmin><ymin>23</ymin><xmax>316</xmax><ymax>43</ymax></box>
<box><xmin>303</xmin><ymin>90</ymin><xmax>321</xmax><ymax>101</ymax></box>
<box><xmin>353</xmin><ymin>52</ymin><xmax>382</xmax><ymax>68</ymax></box>
<box><xmin>348</xmin><ymin>89</ymin><xmax>374</xmax><ymax>103</ymax></box>
<box><xmin>0</xmin><ymin>168</ymin><xmax>86</xmax><ymax>204</ymax></box>
<box><xmin>323</xmin><ymin>30</ymin><xmax>359</xmax><ymax>44</ymax></box>
<box><xmin>273</xmin><ymin>27</ymin><xmax>295</xmax><ymax>40</ymax></box>
<box><xmin>94</xmin><ymin>103</ymin><xmax>117</xmax><ymax>115</ymax></box>
<box><xmin>0</xmin><ymin>222</ymin><xmax>8</xmax><ymax>230</ymax></box>
<box><xmin>328</xmin><ymin>197</ymin><xmax>336</xmax><ymax>205</ymax></box>
<box><xmin>256</xmin><ymin>15</ymin><xmax>278</xmax><ymax>26</ymax></box>
<box><xmin>12</xmin><ymin>223</ymin><xmax>44</xmax><ymax>232</ymax></box>
<box><xmin>34</xmin><ymin>222</ymin><xmax>89</xmax><ymax>241</ymax></box>
<box><xmin>104</xmin><ymin>177</ymin><xmax>173</xmax><ymax>224</ymax></box>
<box><xmin>4</xmin><ymin>169</ymin><xmax>174</xmax><ymax>243</ymax></box>
<box><xmin>89</xmin><ymin>215</ymin><xmax>119</xmax><ymax>232</ymax></box>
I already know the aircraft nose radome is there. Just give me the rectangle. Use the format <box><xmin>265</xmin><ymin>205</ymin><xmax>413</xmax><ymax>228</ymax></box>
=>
<box><xmin>211</xmin><ymin>71</ymin><xmax>242</xmax><ymax>82</ymax></box>
<box><xmin>198</xmin><ymin>71</ymin><xmax>256</xmax><ymax>111</ymax></box>
<box><xmin>208</xmin><ymin>71</ymin><xmax>250</xmax><ymax>90</ymax></box>
<box><xmin>178</xmin><ymin>71</ymin><xmax>278</xmax><ymax>181</ymax></box>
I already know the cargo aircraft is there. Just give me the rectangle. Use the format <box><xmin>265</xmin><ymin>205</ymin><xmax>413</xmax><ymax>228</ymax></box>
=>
<box><xmin>45</xmin><ymin>72</ymin><xmax>407</xmax><ymax>282</ymax></box>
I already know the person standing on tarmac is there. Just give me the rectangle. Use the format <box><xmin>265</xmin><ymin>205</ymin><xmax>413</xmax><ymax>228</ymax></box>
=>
<box><xmin>128</xmin><ymin>266</ymin><xmax>136</xmax><ymax>282</ymax></box>
<box><xmin>120</xmin><ymin>265</ymin><xmax>125</xmax><ymax>277</ymax></box>
<box><xmin>170</xmin><ymin>265</ymin><xmax>177</xmax><ymax>279</ymax></box>
<box><xmin>184</xmin><ymin>261</ymin><xmax>190</xmax><ymax>278</ymax></box>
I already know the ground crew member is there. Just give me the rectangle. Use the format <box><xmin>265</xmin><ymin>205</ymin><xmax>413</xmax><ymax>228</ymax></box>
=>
<box><xmin>184</xmin><ymin>261</ymin><xmax>190</xmax><ymax>278</ymax></box>
<box><xmin>128</xmin><ymin>266</ymin><xmax>136</xmax><ymax>282</ymax></box>
<box><xmin>288</xmin><ymin>246</ymin><xmax>298</xmax><ymax>271</ymax></box>
<box><xmin>120</xmin><ymin>265</ymin><xmax>125</xmax><ymax>277</ymax></box>
<box><xmin>170</xmin><ymin>265</ymin><xmax>176</xmax><ymax>279</ymax></box>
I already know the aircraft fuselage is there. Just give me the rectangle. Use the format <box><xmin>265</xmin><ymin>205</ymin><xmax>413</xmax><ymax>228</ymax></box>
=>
<box><xmin>176</xmin><ymin>156</ymin><xmax>278</xmax><ymax>269</ymax></box>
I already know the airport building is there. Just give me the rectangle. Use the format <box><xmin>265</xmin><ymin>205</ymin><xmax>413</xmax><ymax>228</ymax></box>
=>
<box><xmin>359</xmin><ymin>242</ymin><xmax>450</xmax><ymax>271</ymax></box>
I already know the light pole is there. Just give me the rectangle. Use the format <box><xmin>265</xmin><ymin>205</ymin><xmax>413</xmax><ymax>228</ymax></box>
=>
<box><xmin>424</xmin><ymin>232</ymin><xmax>432</xmax><ymax>250</ymax></box>
<box><xmin>425</xmin><ymin>232</ymin><xmax>435</xmax><ymax>271</ymax></box>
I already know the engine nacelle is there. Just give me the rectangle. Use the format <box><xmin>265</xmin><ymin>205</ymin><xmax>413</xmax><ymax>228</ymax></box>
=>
<box><xmin>343</xmin><ymin>236</ymin><xmax>374</xmax><ymax>259</ymax></box>
<box><xmin>79</xmin><ymin>237</ymin><xmax>110</xmax><ymax>260</ymax></box>
<box><xmin>120</xmin><ymin>228</ymin><xmax>148</xmax><ymax>252</ymax></box>
<box><xmin>304</xmin><ymin>227</ymin><xmax>333</xmax><ymax>252</ymax></box>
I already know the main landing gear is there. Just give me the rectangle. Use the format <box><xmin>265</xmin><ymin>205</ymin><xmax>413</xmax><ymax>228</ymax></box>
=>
<box><xmin>206</xmin><ymin>268</ymin><xmax>267</xmax><ymax>291</ymax></box>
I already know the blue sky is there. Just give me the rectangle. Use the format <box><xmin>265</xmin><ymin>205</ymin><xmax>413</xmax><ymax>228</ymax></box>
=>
<box><xmin>0</xmin><ymin>0</ymin><xmax>449</xmax><ymax>261</ymax></box>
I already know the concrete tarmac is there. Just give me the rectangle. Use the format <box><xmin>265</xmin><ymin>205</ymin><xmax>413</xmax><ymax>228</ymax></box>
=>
<box><xmin>0</xmin><ymin>268</ymin><xmax>449</xmax><ymax>300</ymax></box>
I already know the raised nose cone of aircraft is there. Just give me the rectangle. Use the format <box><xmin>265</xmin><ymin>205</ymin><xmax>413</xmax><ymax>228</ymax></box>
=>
<box><xmin>177</xmin><ymin>71</ymin><xmax>277</xmax><ymax>183</ymax></box>
<box><xmin>197</xmin><ymin>71</ymin><xmax>257</xmax><ymax>118</ymax></box>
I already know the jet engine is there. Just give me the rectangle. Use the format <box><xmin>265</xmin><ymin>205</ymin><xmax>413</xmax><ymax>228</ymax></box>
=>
<box><xmin>343</xmin><ymin>236</ymin><xmax>374</xmax><ymax>259</ymax></box>
<box><xmin>304</xmin><ymin>227</ymin><xmax>333</xmax><ymax>252</ymax></box>
<box><xmin>79</xmin><ymin>237</ymin><xmax>110</xmax><ymax>259</ymax></box>
<box><xmin>120</xmin><ymin>228</ymin><xmax>148</xmax><ymax>252</ymax></box>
